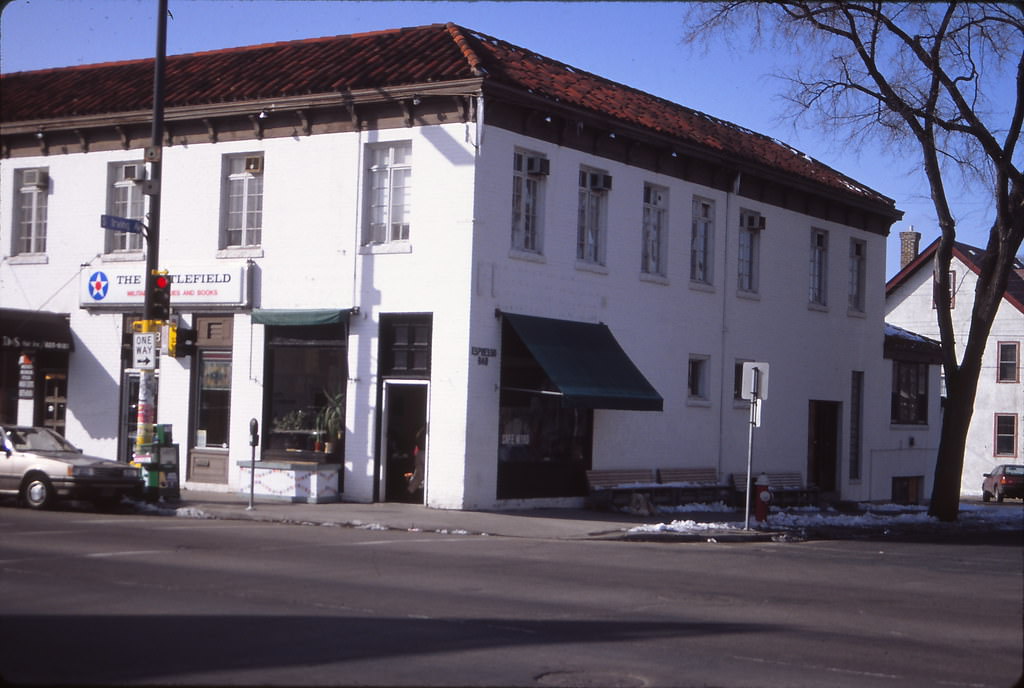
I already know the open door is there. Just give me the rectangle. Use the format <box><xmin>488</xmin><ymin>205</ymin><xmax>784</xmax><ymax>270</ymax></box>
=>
<box><xmin>379</xmin><ymin>380</ymin><xmax>428</xmax><ymax>503</ymax></box>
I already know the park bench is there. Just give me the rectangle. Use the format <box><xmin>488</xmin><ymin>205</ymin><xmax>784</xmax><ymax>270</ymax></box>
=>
<box><xmin>732</xmin><ymin>471</ymin><xmax>819</xmax><ymax>507</ymax></box>
<box><xmin>655</xmin><ymin>467</ymin><xmax>728</xmax><ymax>504</ymax></box>
<box><xmin>585</xmin><ymin>469</ymin><xmax>659</xmax><ymax>510</ymax></box>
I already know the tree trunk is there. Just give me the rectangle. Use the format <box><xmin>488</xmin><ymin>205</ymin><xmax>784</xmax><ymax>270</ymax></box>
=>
<box><xmin>928</xmin><ymin>374</ymin><xmax>976</xmax><ymax>521</ymax></box>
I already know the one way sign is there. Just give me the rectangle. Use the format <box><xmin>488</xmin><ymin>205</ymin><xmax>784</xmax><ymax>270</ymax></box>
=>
<box><xmin>133</xmin><ymin>332</ymin><xmax>156</xmax><ymax>369</ymax></box>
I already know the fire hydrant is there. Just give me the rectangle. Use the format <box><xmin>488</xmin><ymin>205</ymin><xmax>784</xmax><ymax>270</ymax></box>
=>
<box><xmin>754</xmin><ymin>473</ymin><xmax>772</xmax><ymax>522</ymax></box>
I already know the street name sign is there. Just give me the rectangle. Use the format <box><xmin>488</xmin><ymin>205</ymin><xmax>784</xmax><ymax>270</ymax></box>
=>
<box><xmin>100</xmin><ymin>214</ymin><xmax>145</xmax><ymax>234</ymax></box>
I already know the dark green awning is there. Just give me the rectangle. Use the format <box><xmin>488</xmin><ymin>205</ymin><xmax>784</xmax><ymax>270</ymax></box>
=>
<box><xmin>251</xmin><ymin>309</ymin><xmax>350</xmax><ymax>326</ymax></box>
<box><xmin>503</xmin><ymin>312</ymin><xmax>663</xmax><ymax>411</ymax></box>
<box><xmin>0</xmin><ymin>308</ymin><xmax>73</xmax><ymax>352</ymax></box>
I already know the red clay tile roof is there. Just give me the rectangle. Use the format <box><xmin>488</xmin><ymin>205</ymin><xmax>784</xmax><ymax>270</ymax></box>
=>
<box><xmin>1</xmin><ymin>22</ymin><xmax>894</xmax><ymax>211</ymax></box>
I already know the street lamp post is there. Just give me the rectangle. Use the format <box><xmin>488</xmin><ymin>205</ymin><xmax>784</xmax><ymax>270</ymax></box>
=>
<box><xmin>134</xmin><ymin>0</ymin><xmax>168</xmax><ymax>498</ymax></box>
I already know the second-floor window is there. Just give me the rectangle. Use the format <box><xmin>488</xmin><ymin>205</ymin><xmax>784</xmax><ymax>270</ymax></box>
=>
<box><xmin>223</xmin><ymin>154</ymin><xmax>263</xmax><ymax>248</ymax></box>
<box><xmin>690</xmin><ymin>197</ymin><xmax>713</xmax><ymax>284</ymax></box>
<box><xmin>738</xmin><ymin>210</ymin><xmax>763</xmax><ymax>293</ymax></box>
<box><xmin>642</xmin><ymin>184</ymin><xmax>667</xmax><ymax>276</ymax></box>
<box><xmin>809</xmin><ymin>229</ymin><xmax>829</xmax><ymax>306</ymax></box>
<box><xmin>577</xmin><ymin>167</ymin><xmax>610</xmax><ymax>265</ymax></box>
<box><xmin>511</xmin><ymin>151</ymin><xmax>546</xmax><ymax>253</ymax></box>
<box><xmin>997</xmin><ymin>342</ymin><xmax>1020</xmax><ymax>383</ymax></box>
<box><xmin>14</xmin><ymin>168</ymin><xmax>48</xmax><ymax>255</ymax></box>
<box><xmin>366</xmin><ymin>142</ymin><xmax>412</xmax><ymax>245</ymax></box>
<box><xmin>849</xmin><ymin>239</ymin><xmax>866</xmax><ymax>312</ymax></box>
<box><xmin>107</xmin><ymin>162</ymin><xmax>146</xmax><ymax>253</ymax></box>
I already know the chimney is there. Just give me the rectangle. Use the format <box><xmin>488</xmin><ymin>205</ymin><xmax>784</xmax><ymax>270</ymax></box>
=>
<box><xmin>900</xmin><ymin>227</ymin><xmax>921</xmax><ymax>268</ymax></box>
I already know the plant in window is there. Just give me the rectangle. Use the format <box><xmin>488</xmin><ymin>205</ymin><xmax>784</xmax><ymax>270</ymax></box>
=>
<box><xmin>315</xmin><ymin>389</ymin><xmax>346</xmax><ymax>452</ymax></box>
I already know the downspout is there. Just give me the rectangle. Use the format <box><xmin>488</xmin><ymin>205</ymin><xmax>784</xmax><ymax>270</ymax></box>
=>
<box><xmin>716</xmin><ymin>171</ymin><xmax>741</xmax><ymax>477</ymax></box>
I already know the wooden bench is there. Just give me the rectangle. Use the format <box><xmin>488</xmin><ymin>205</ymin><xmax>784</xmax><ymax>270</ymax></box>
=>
<box><xmin>656</xmin><ymin>467</ymin><xmax>728</xmax><ymax>504</ymax></box>
<box><xmin>732</xmin><ymin>471</ymin><xmax>819</xmax><ymax>507</ymax></box>
<box><xmin>585</xmin><ymin>469</ymin><xmax>658</xmax><ymax>510</ymax></box>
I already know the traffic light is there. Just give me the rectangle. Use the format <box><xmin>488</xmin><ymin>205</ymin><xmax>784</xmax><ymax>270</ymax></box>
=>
<box><xmin>167</xmin><ymin>323</ymin><xmax>196</xmax><ymax>358</ymax></box>
<box><xmin>150</xmin><ymin>271</ymin><xmax>171</xmax><ymax>321</ymax></box>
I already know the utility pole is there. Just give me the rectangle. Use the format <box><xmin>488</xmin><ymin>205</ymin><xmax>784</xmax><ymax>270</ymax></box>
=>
<box><xmin>134</xmin><ymin>0</ymin><xmax>168</xmax><ymax>498</ymax></box>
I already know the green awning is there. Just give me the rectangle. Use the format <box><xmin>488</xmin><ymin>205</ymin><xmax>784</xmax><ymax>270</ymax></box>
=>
<box><xmin>251</xmin><ymin>309</ymin><xmax>350</xmax><ymax>326</ymax></box>
<box><xmin>0</xmin><ymin>308</ymin><xmax>74</xmax><ymax>352</ymax></box>
<box><xmin>503</xmin><ymin>312</ymin><xmax>663</xmax><ymax>411</ymax></box>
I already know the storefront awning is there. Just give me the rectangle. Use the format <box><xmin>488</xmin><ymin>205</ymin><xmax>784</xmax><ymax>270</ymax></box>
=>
<box><xmin>0</xmin><ymin>308</ymin><xmax>74</xmax><ymax>352</ymax></box>
<box><xmin>251</xmin><ymin>309</ymin><xmax>350</xmax><ymax>326</ymax></box>
<box><xmin>503</xmin><ymin>312</ymin><xmax>663</xmax><ymax>411</ymax></box>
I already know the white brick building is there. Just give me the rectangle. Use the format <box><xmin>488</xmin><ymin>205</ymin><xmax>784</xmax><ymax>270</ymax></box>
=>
<box><xmin>1</xmin><ymin>24</ymin><xmax>941</xmax><ymax>508</ymax></box>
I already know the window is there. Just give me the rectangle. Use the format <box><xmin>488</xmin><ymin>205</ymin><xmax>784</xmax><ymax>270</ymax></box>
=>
<box><xmin>809</xmin><ymin>229</ymin><xmax>829</xmax><ymax>306</ymax></box>
<box><xmin>107</xmin><ymin>162</ymin><xmax>146</xmax><ymax>253</ymax></box>
<box><xmin>738</xmin><ymin>210</ymin><xmax>762</xmax><ymax>293</ymax></box>
<box><xmin>733</xmin><ymin>359</ymin><xmax>751</xmax><ymax>400</ymax></box>
<box><xmin>223</xmin><ymin>154</ymin><xmax>263</xmax><ymax>248</ymax></box>
<box><xmin>688</xmin><ymin>355</ymin><xmax>709</xmax><ymax>401</ymax></box>
<box><xmin>511</xmin><ymin>151</ymin><xmax>546</xmax><ymax>253</ymax></box>
<box><xmin>690</xmin><ymin>197</ymin><xmax>713</xmax><ymax>283</ymax></box>
<box><xmin>891</xmin><ymin>360</ymin><xmax>928</xmax><ymax>425</ymax></box>
<box><xmin>642</xmin><ymin>184</ymin><xmax>668</xmax><ymax>276</ymax></box>
<box><xmin>850</xmin><ymin>371</ymin><xmax>864</xmax><ymax>480</ymax></box>
<box><xmin>380</xmin><ymin>315</ymin><xmax>432</xmax><ymax>378</ymax></box>
<box><xmin>997</xmin><ymin>342</ymin><xmax>1019</xmax><ymax>383</ymax></box>
<box><xmin>577</xmin><ymin>167</ymin><xmax>610</xmax><ymax>265</ymax></box>
<box><xmin>264</xmin><ymin>321</ymin><xmax>348</xmax><ymax>460</ymax></box>
<box><xmin>195</xmin><ymin>350</ymin><xmax>232</xmax><ymax>449</ymax></box>
<box><xmin>14</xmin><ymin>168</ymin><xmax>48</xmax><ymax>255</ymax></box>
<box><xmin>994</xmin><ymin>414</ymin><xmax>1018</xmax><ymax>457</ymax></box>
<box><xmin>365</xmin><ymin>142</ymin><xmax>412</xmax><ymax>245</ymax></box>
<box><xmin>848</xmin><ymin>239</ymin><xmax>866</xmax><ymax>312</ymax></box>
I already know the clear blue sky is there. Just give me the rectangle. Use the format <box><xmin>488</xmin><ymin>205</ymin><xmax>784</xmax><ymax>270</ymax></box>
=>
<box><xmin>0</xmin><ymin>0</ymin><xmax>1003</xmax><ymax>278</ymax></box>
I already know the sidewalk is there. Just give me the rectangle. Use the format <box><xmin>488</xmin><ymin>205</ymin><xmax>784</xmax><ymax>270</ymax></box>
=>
<box><xmin>140</xmin><ymin>489</ymin><xmax>775</xmax><ymax>542</ymax></box>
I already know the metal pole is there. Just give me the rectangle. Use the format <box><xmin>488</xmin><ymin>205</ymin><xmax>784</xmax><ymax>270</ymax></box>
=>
<box><xmin>134</xmin><ymin>0</ymin><xmax>167</xmax><ymax>494</ymax></box>
<box><xmin>247</xmin><ymin>418</ymin><xmax>259</xmax><ymax>510</ymax></box>
<box><xmin>744</xmin><ymin>398</ymin><xmax>755</xmax><ymax>530</ymax></box>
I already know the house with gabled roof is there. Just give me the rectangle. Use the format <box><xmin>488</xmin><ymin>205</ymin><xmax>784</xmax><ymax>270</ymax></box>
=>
<box><xmin>1</xmin><ymin>23</ymin><xmax>938</xmax><ymax>508</ymax></box>
<box><xmin>886</xmin><ymin>231</ymin><xmax>1024</xmax><ymax>496</ymax></box>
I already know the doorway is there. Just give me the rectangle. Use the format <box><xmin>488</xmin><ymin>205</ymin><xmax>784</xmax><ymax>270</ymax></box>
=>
<box><xmin>379</xmin><ymin>380</ymin><xmax>428</xmax><ymax>503</ymax></box>
<box><xmin>808</xmin><ymin>401</ymin><xmax>840</xmax><ymax>494</ymax></box>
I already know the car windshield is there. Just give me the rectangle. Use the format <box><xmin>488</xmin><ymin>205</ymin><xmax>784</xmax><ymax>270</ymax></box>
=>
<box><xmin>4</xmin><ymin>427</ymin><xmax>78</xmax><ymax>452</ymax></box>
<box><xmin>1003</xmin><ymin>465</ymin><xmax>1024</xmax><ymax>476</ymax></box>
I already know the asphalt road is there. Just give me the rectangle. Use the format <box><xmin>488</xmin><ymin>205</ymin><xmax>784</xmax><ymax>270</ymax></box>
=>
<box><xmin>0</xmin><ymin>506</ymin><xmax>1020</xmax><ymax>688</ymax></box>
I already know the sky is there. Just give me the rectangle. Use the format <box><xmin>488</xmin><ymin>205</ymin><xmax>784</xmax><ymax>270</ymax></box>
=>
<box><xmin>0</xmin><ymin>0</ymin><xmax>1010</xmax><ymax>278</ymax></box>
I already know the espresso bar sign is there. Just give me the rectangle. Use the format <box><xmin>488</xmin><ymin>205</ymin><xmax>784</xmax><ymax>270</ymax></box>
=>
<box><xmin>80</xmin><ymin>263</ymin><xmax>249</xmax><ymax>308</ymax></box>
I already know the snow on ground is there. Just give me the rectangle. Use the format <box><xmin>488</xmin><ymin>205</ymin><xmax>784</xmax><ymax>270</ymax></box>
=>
<box><xmin>629</xmin><ymin>502</ymin><xmax>1024</xmax><ymax>534</ymax></box>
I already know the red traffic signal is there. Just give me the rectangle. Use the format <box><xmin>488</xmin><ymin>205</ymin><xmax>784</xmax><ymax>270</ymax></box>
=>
<box><xmin>150</xmin><ymin>272</ymin><xmax>171</xmax><ymax>321</ymax></box>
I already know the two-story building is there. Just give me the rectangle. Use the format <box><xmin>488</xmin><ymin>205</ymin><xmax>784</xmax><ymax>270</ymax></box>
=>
<box><xmin>886</xmin><ymin>231</ymin><xmax>1024</xmax><ymax>496</ymax></box>
<box><xmin>2</xmin><ymin>23</ymin><xmax>940</xmax><ymax>508</ymax></box>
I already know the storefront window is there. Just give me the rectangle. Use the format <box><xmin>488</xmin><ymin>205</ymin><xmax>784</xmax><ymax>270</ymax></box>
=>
<box><xmin>264</xmin><ymin>323</ymin><xmax>347</xmax><ymax>460</ymax></box>
<box><xmin>497</xmin><ymin>321</ymin><xmax>592</xmax><ymax>499</ymax></box>
<box><xmin>195</xmin><ymin>351</ymin><xmax>231</xmax><ymax>447</ymax></box>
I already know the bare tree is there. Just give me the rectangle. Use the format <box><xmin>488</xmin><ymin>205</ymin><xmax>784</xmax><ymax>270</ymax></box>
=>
<box><xmin>683</xmin><ymin>2</ymin><xmax>1023</xmax><ymax>521</ymax></box>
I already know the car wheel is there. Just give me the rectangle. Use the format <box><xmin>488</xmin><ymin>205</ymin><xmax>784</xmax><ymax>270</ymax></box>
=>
<box><xmin>22</xmin><ymin>475</ymin><xmax>55</xmax><ymax>510</ymax></box>
<box><xmin>996</xmin><ymin>489</ymin><xmax>1005</xmax><ymax>503</ymax></box>
<box><xmin>982</xmin><ymin>490</ymin><xmax>991</xmax><ymax>502</ymax></box>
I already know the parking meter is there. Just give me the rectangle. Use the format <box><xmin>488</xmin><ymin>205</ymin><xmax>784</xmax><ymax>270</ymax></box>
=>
<box><xmin>249</xmin><ymin>418</ymin><xmax>259</xmax><ymax>447</ymax></box>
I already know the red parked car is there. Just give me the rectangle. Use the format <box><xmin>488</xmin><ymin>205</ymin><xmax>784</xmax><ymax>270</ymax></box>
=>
<box><xmin>981</xmin><ymin>464</ymin><xmax>1024</xmax><ymax>502</ymax></box>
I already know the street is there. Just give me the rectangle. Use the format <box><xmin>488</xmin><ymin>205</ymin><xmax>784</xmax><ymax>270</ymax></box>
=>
<box><xmin>0</xmin><ymin>506</ymin><xmax>1020</xmax><ymax>687</ymax></box>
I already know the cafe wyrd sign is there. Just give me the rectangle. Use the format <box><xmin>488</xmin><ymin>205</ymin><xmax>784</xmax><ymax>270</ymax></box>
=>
<box><xmin>80</xmin><ymin>263</ymin><xmax>250</xmax><ymax>308</ymax></box>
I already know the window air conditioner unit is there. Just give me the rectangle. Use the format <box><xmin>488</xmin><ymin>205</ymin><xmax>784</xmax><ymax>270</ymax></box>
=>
<box><xmin>589</xmin><ymin>173</ymin><xmax>612</xmax><ymax>192</ymax></box>
<box><xmin>526</xmin><ymin>156</ymin><xmax>550</xmax><ymax>176</ymax></box>
<box><xmin>244</xmin><ymin>156</ymin><xmax>264</xmax><ymax>174</ymax></box>
<box><xmin>121</xmin><ymin>164</ymin><xmax>145</xmax><ymax>182</ymax></box>
<box><xmin>744</xmin><ymin>215</ymin><xmax>766</xmax><ymax>231</ymax></box>
<box><xmin>22</xmin><ymin>169</ymin><xmax>48</xmax><ymax>189</ymax></box>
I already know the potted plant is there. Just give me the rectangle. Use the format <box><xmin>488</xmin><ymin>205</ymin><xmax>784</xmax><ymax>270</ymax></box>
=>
<box><xmin>316</xmin><ymin>389</ymin><xmax>345</xmax><ymax>454</ymax></box>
